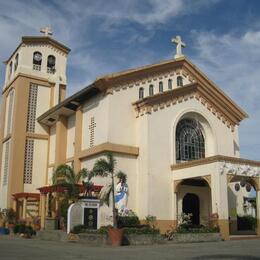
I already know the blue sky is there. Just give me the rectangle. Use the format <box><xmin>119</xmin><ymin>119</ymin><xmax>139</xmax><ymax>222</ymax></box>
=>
<box><xmin>0</xmin><ymin>0</ymin><xmax>260</xmax><ymax>160</ymax></box>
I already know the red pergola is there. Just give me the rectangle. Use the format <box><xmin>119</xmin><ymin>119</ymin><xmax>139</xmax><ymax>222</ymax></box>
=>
<box><xmin>37</xmin><ymin>184</ymin><xmax>103</xmax><ymax>194</ymax></box>
<box><xmin>12</xmin><ymin>192</ymin><xmax>40</xmax><ymax>200</ymax></box>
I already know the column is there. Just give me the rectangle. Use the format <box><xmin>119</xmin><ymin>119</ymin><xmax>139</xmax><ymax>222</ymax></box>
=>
<box><xmin>46</xmin><ymin>193</ymin><xmax>49</xmax><ymax>217</ymax></box>
<box><xmin>40</xmin><ymin>193</ymin><xmax>46</xmax><ymax>229</ymax></box>
<box><xmin>173</xmin><ymin>191</ymin><xmax>178</xmax><ymax>229</ymax></box>
<box><xmin>12</xmin><ymin>199</ymin><xmax>17</xmax><ymax>212</ymax></box>
<box><xmin>74</xmin><ymin>108</ymin><xmax>83</xmax><ymax>173</ymax></box>
<box><xmin>256</xmin><ymin>190</ymin><xmax>260</xmax><ymax>236</ymax></box>
<box><xmin>55</xmin><ymin>116</ymin><xmax>67</xmax><ymax>167</ymax></box>
<box><xmin>211</xmin><ymin>171</ymin><xmax>230</xmax><ymax>240</ymax></box>
<box><xmin>22</xmin><ymin>198</ymin><xmax>27</xmax><ymax>220</ymax></box>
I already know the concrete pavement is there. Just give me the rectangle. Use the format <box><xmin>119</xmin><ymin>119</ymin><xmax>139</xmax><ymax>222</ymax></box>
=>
<box><xmin>0</xmin><ymin>235</ymin><xmax>260</xmax><ymax>260</ymax></box>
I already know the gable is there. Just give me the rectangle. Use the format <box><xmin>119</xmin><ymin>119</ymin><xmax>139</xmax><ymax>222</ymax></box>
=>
<box><xmin>94</xmin><ymin>57</ymin><xmax>247</xmax><ymax>126</ymax></box>
<box><xmin>132</xmin><ymin>82</ymin><xmax>246</xmax><ymax>132</ymax></box>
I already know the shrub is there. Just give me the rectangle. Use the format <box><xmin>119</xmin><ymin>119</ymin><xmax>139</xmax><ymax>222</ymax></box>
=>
<box><xmin>145</xmin><ymin>215</ymin><xmax>157</xmax><ymax>229</ymax></box>
<box><xmin>123</xmin><ymin>227</ymin><xmax>160</xmax><ymax>235</ymax></box>
<box><xmin>71</xmin><ymin>224</ymin><xmax>86</xmax><ymax>234</ymax></box>
<box><xmin>176</xmin><ymin>225</ymin><xmax>220</xmax><ymax>234</ymax></box>
<box><xmin>71</xmin><ymin>224</ymin><xmax>111</xmax><ymax>234</ymax></box>
<box><xmin>13</xmin><ymin>223</ymin><xmax>35</xmax><ymax>236</ymax></box>
<box><xmin>237</xmin><ymin>215</ymin><xmax>257</xmax><ymax>230</ymax></box>
<box><xmin>117</xmin><ymin>215</ymin><xmax>140</xmax><ymax>228</ymax></box>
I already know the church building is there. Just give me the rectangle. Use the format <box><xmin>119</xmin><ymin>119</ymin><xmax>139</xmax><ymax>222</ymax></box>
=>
<box><xmin>0</xmin><ymin>30</ymin><xmax>260</xmax><ymax>240</ymax></box>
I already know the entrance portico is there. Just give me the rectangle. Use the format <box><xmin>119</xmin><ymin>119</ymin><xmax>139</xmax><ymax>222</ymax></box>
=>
<box><xmin>172</xmin><ymin>155</ymin><xmax>260</xmax><ymax>240</ymax></box>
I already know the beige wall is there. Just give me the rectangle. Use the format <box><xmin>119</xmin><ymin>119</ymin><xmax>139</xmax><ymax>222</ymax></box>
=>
<box><xmin>66</xmin><ymin>115</ymin><xmax>75</xmax><ymax>159</ymax></box>
<box><xmin>24</xmin><ymin>139</ymin><xmax>48</xmax><ymax>192</ymax></box>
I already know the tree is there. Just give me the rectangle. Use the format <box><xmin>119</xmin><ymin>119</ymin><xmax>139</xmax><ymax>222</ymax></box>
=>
<box><xmin>92</xmin><ymin>152</ymin><xmax>126</xmax><ymax>228</ymax></box>
<box><xmin>52</xmin><ymin>164</ymin><xmax>91</xmax><ymax>202</ymax></box>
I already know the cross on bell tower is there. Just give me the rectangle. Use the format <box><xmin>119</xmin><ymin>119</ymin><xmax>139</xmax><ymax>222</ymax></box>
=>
<box><xmin>172</xmin><ymin>35</ymin><xmax>186</xmax><ymax>59</ymax></box>
<box><xmin>40</xmin><ymin>26</ymin><xmax>53</xmax><ymax>36</ymax></box>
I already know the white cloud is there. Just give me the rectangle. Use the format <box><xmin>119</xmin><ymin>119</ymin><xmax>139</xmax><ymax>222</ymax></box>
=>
<box><xmin>190</xmin><ymin>30</ymin><xmax>260</xmax><ymax>160</ymax></box>
<box><xmin>0</xmin><ymin>0</ymin><xmax>219</xmax><ymax>94</ymax></box>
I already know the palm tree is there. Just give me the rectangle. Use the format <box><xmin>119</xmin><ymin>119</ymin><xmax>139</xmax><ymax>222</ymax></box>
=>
<box><xmin>92</xmin><ymin>152</ymin><xmax>126</xmax><ymax>228</ymax></box>
<box><xmin>52</xmin><ymin>164</ymin><xmax>91</xmax><ymax>201</ymax></box>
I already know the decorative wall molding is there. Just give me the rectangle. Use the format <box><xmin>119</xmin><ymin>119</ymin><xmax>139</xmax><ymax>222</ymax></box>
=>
<box><xmin>133</xmin><ymin>83</ymin><xmax>241</xmax><ymax>131</ymax></box>
<box><xmin>171</xmin><ymin>155</ymin><xmax>260</xmax><ymax>171</ymax></box>
<box><xmin>78</xmin><ymin>142</ymin><xmax>139</xmax><ymax>160</ymax></box>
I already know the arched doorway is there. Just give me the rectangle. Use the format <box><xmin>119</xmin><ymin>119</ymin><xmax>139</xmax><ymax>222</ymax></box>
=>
<box><xmin>183</xmin><ymin>193</ymin><xmax>200</xmax><ymax>225</ymax></box>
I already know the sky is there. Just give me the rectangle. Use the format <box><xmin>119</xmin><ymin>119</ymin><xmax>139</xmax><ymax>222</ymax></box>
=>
<box><xmin>0</xmin><ymin>0</ymin><xmax>260</xmax><ymax>160</ymax></box>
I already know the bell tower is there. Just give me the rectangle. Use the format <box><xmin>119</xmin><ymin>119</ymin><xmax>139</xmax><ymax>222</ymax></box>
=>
<box><xmin>0</xmin><ymin>30</ymin><xmax>70</xmax><ymax>214</ymax></box>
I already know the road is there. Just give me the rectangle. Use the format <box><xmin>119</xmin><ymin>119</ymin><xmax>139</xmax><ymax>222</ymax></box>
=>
<box><xmin>0</xmin><ymin>236</ymin><xmax>260</xmax><ymax>260</ymax></box>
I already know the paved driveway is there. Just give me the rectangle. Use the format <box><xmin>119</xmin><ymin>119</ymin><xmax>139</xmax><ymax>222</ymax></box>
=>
<box><xmin>0</xmin><ymin>236</ymin><xmax>260</xmax><ymax>260</ymax></box>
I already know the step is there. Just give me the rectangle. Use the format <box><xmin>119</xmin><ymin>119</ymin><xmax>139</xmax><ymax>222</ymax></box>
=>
<box><xmin>230</xmin><ymin>235</ymin><xmax>260</xmax><ymax>240</ymax></box>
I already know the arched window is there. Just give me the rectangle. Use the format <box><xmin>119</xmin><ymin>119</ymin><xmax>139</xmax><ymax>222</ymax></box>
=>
<box><xmin>159</xmin><ymin>81</ymin><xmax>163</xmax><ymax>92</ymax></box>
<box><xmin>177</xmin><ymin>76</ymin><xmax>183</xmax><ymax>87</ymax></box>
<box><xmin>9</xmin><ymin>62</ymin><xmax>13</xmax><ymax>78</ymax></box>
<box><xmin>168</xmin><ymin>79</ymin><xmax>173</xmax><ymax>90</ymax></box>
<box><xmin>149</xmin><ymin>84</ymin><xmax>154</xmax><ymax>96</ymax></box>
<box><xmin>47</xmin><ymin>55</ymin><xmax>56</xmax><ymax>74</ymax></box>
<box><xmin>176</xmin><ymin>119</ymin><xmax>205</xmax><ymax>162</ymax></box>
<box><xmin>14</xmin><ymin>54</ymin><xmax>19</xmax><ymax>71</ymax></box>
<box><xmin>139</xmin><ymin>87</ymin><xmax>144</xmax><ymax>99</ymax></box>
<box><xmin>33</xmin><ymin>51</ymin><xmax>42</xmax><ymax>71</ymax></box>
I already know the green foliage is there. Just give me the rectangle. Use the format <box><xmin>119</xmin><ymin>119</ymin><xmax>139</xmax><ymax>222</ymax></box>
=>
<box><xmin>237</xmin><ymin>215</ymin><xmax>257</xmax><ymax>230</ymax></box>
<box><xmin>145</xmin><ymin>215</ymin><xmax>157</xmax><ymax>229</ymax></box>
<box><xmin>117</xmin><ymin>215</ymin><xmax>140</xmax><ymax>228</ymax></box>
<box><xmin>71</xmin><ymin>224</ymin><xmax>86</xmax><ymax>234</ymax></box>
<box><xmin>5</xmin><ymin>208</ymin><xmax>16</xmax><ymax>224</ymax></box>
<box><xmin>13</xmin><ymin>223</ymin><xmax>36</xmax><ymax>236</ymax></box>
<box><xmin>116</xmin><ymin>171</ymin><xmax>127</xmax><ymax>183</ymax></box>
<box><xmin>60</xmin><ymin>199</ymin><xmax>70</xmax><ymax>222</ymax></box>
<box><xmin>71</xmin><ymin>225</ymin><xmax>111</xmax><ymax>234</ymax></box>
<box><xmin>92</xmin><ymin>152</ymin><xmax>127</xmax><ymax>228</ymax></box>
<box><xmin>176</xmin><ymin>226</ymin><xmax>220</xmax><ymax>234</ymax></box>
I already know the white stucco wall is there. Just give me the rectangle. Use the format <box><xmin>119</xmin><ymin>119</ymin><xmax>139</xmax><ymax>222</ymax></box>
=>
<box><xmin>81</xmin><ymin>94</ymin><xmax>109</xmax><ymax>150</ymax></box>
<box><xmin>66</xmin><ymin>114</ymin><xmax>75</xmax><ymax>159</ymax></box>
<box><xmin>35</xmin><ymin>85</ymin><xmax>51</xmax><ymax>134</ymax></box>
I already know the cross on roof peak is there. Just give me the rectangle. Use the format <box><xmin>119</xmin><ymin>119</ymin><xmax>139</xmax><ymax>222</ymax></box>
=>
<box><xmin>40</xmin><ymin>26</ymin><xmax>53</xmax><ymax>36</ymax></box>
<box><xmin>171</xmin><ymin>35</ymin><xmax>186</xmax><ymax>59</ymax></box>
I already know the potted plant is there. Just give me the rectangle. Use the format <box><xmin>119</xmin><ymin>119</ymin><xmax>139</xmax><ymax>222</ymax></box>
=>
<box><xmin>92</xmin><ymin>152</ymin><xmax>127</xmax><ymax>246</ymax></box>
<box><xmin>0</xmin><ymin>210</ymin><xmax>7</xmax><ymax>234</ymax></box>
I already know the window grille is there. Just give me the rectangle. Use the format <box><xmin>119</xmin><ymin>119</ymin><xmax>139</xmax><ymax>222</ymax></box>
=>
<box><xmin>3</xmin><ymin>141</ymin><xmax>10</xmax><ymax>186</ymax></box>
<box><xmin>26</xmin><ymin>84</ymin><xmax>38</xmax><ymax>133</ymax></box>
<box><xmin>139</xmin><ymin>87</ymin><xmax>144</xmax><ymax>99</ymax></box>
<box><xmin>33</xmin><ymin>52</ymin><xmax>42</xmax><ymax>71</ymax></box>
<box><xmin>6</xmin><ymin>90</ymin><xmax>14</xmax><ymax>135</ymax></box>
<box><xmin>177</xmin><ymin>76</ymin><xmax>183</xmax><ymax>87</ymax></box>
<box><xmin>176</xmin><ymin>119</ymin><xmax>205</xmax><ymax>162</ymax></box>
<box><xmin>89</xmin><ymin>117</ymin><xmax>96</xmax><ymax>147</ymax></box>
<box><xmin>23</xmin><ymin>139</ymin><xmax>34</xmax><ymax>184</ymax></box>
